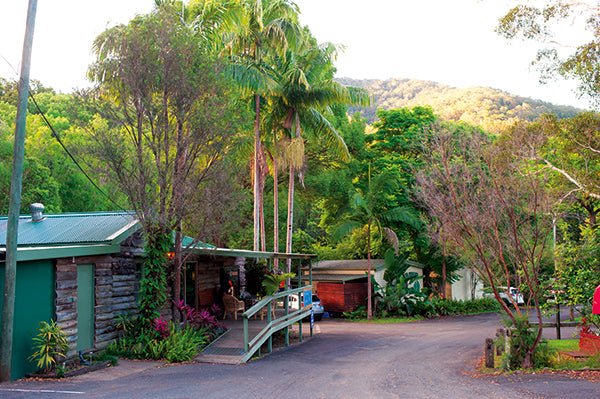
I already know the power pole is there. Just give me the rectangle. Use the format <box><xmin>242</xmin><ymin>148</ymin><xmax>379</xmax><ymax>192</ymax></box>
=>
<box><xmin>0</xmin><ymin>0</ymin><xmax>38</xmax><ymax>382</ymax></box>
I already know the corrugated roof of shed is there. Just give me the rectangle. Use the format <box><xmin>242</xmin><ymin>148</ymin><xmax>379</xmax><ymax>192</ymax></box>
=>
<box><xmin>315</xmin><ymin>259</ymin><xmax>386</xmax><ymax>271</ymax></box>
<box><xmin>0</xmin><ymin>211</ymin><xmax>138</xmax><ymax>247</ymax></box>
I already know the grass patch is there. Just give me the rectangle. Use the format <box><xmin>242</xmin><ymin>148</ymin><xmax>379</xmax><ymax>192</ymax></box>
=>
<box><xmin>547</xmin><ymin>338</ymin><xmax>600</xmax><ymax>370</ymax></box>
<box><xmin>551</xmin><ymin>353</ymin><xmax>600</xmax><ymax>370</ymax></box>
<box><xmin>547</xmin><ymin>339</ymin><xmax>579</xmax><ymax>353</ymax></box>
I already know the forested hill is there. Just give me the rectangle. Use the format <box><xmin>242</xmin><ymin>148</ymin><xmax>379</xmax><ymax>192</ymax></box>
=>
<box><xmin>339</xmin><ymin>78</ymin><xmax>581</xmax><ymax>131</ymax></box>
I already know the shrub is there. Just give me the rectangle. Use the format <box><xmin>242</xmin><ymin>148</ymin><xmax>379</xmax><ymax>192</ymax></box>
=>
<box><xmin>108</xmin><ymin>308</ymin><xmax>218</xmax><ymax>362</ymax></box>
<box><xmin>343</xmin><ymin>306</ymin><xmax>367</xmax><ymax>320</ymax></box>
<box><xmin>432</xmin><ymin>298</ymin><xmax>500</xmax><ymax>316</ymax></box>
<box><xmin>29</xmin><ymin>320</ymin><xmax>69</xmax><ymax>374</ymax></box>
<box><xmin>501</xmin><ymin>315</ymin><xmax>548</xmax><ymax>369</ymax></box>
<box><xmin>164</xmin><ymin>326</ymin><xmax>208</xmax><ymax>362</ymax></box>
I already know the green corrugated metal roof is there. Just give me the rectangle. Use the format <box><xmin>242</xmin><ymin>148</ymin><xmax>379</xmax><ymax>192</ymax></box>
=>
<box><xmin>0</xmin><ymin>211</ymin><xmax>139</xmax><ymax>247</ymax></box>
<box><xmin>180</xmin><ymin>235</ymin><xmax>216</xmax><ymax>250</ymax></box>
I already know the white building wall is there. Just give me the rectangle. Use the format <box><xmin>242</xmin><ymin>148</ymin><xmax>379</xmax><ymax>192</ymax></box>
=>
<box><xmin>374</xmin><ymin>266</ymin><xmax>423</xmax><ymax>290</ymax></box>
<box><xmin>451</xmin><ymin>268</ymin><xmax>484</xmax><ymax>301</ymax></box>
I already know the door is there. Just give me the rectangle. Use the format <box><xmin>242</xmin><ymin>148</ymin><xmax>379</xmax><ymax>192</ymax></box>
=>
<box><xmin>0</xmin><ymin>260</ymin><xmax>54</xmax><ymax>380</ymax></box>
<box><xmin>77</xmin><ymin>264</ymin><xmax>94</xmax><ymax>351</ymax></box>
<box><xmin>183</xmin><ymin>262</ymin><xmax>198</xmax><ymax>308</ymax></box>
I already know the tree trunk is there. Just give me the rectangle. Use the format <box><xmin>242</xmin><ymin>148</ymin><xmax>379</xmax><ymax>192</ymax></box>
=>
<box><xmin>285</xmin><ymin>112</ymin><xmax>301</xmax><ymax>273</ymax></box>
<box><xmin>285</xmin><ymin>163</ymin><xmax>295</xmax><ymax>273</ymax></box>
<box><xmin>273</xmin><ymin>152</ymin><xmax>279</xmax><ymax>270</ymax></box>
<box><xmin>260</xmin><ymin>179</ymin><xmax>266</xmax><ymax>252</ymax></box>
<box><xmin>253</xmin><ymin>94</ymin><xmax>261</xmax><ymax>251</ymax></box>
<box><xmin>173</xmin><ymin>229</ymin><xmax>182</xmax><ymax>321</ymax></box>
<box><xmin>441</xmin><ymin>236</ymin><xmax>447</xmax><ymax>299</ymax></box>
<box><xmin>367</xmin><ymin>222</ymin><xmax>372</xmax><ymax>320</ymax></box>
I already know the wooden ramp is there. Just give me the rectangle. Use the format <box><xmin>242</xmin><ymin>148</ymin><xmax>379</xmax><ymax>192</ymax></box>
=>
<box><xmin>196</xmin><ymin>314</ymin><xmax>314</xmax><ymax>364</ymax></box>
<box><xmin>196</xmin><ymin>318</ymin><xmax>264</xmax><ymax>364</ymax></box>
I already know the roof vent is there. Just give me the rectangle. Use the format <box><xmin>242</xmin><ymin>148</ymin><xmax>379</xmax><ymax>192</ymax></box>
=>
<box><xmin>30</xmin><ymin>203</ymin><xmax>45</xmax><ymax>222</ymax></box>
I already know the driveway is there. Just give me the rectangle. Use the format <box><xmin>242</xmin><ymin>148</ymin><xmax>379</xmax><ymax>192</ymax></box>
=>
<box><xmin>0</xmin><ymin>314</ymin><xmax>597</xmax><ymax>398</ymax></box>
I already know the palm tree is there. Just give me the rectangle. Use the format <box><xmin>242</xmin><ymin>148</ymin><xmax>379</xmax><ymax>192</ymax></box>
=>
<box><xmin>269</xmin><ymin>40</ymin><xmax>369</xmax><ymax>270</ymax></box>
<box><xmin>335</xmin><ymin>166</ymin><xmax>422</xmax><ymax>319</ymax></box>
<box><xmin>225</xmin><ymin>0</ymin><xmax>300</xmax><ymax>251</ymax></box>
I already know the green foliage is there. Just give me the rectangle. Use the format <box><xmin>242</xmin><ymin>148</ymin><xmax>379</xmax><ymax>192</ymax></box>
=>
<box><xmin>261</xmin><ymin>272</ymin><xmax>296</xmax><ymax>296</ymax></box>
<box><xmin>29</xmin><ymin>320</ymin><xmax>69</xmax><ymax>374</ymax></box>
<box><xmin>92</xmin><ymin>351</ymin><xmax>119</xmax><ymax>367</ymax></box>
<box><xmin>107</xmin><ymin>319</ymin><xmax>209</xmax><ymax>363</ymax></box>
<box><xmin>342</xmin><ymin>306</ymin><xmax>367</xmax><ymax>320</ymax></box>
<box><xmin>501</xmin><ymin>315</ymin><xmax>548</xmax><ymax>370</ymax></box>
<box><xmin>496</xmin><ymin>2</ymin><xmax>600</xmax><ymax>103</ymax></box>
<box><xmin>163</xmin><ymin>326</ymin><xmax>208</xmax><ymax>362</ymax></box>
<box><xmin>554</xmin><ymin>223</ymin><xmax>600</xmax><ymax>314</ymax></box>
<box><xmin>138</xmin><ymin>229</ymin><xmax>171</xmax><ymax>325</ymax></box>
<box><xmin>114</xmin><ymin>313</ymin><xmax>135</xmax><ymax>336</ymax></box>
<box><xmin>380</xmin><ymin>250</ymin><xmax>433</xmax><ymax>317</ymax></box>
<box><xmin>431</xmin><ymin>298</ymin><xmax>500</xmax><ymax>316</ymax></box>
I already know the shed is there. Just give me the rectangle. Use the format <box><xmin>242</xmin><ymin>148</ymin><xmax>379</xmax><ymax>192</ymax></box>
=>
<box><xmin>312</xmin><ymin>259</ymin><xmax>424</xmax><ymax>315</ymax></box>
<box><xmin>0</xmin><ymin>206</ymin><xmax>140</xmax><ymax>380</ymax></box>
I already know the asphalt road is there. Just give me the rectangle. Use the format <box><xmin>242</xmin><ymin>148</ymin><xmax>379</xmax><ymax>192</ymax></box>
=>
<box><xmin>1</xmin><ymin>314</ymin><xmax>598</xmax><ymax>398</ymax></box>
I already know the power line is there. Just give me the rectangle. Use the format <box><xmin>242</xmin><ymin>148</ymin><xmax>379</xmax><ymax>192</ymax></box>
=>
<box><xmin>27</xmin><ymin>91</ymin><xmax>128</xmax><ymax>212</ymax></box>
<box><xmin>1</xmin><ymin>53</ymin><xmax>129</xmax><ymax>214</ymax></box>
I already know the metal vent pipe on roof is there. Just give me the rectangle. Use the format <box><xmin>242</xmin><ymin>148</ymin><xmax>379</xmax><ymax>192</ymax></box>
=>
<box><xmin>30</xmin><ymin>203</ymin><xmax>44</xmax><ymax>222</ymax></box>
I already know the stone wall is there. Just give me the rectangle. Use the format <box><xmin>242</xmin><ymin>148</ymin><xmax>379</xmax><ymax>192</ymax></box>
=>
<box><xmin>55</xmin><ymin>259</ymin><xmax>79</xmax><ymax>358</ymax></box>
<box><xmin>55</xmin><ymin>254</ymin><xmax>140</xmax><ymax>356</ymax></box>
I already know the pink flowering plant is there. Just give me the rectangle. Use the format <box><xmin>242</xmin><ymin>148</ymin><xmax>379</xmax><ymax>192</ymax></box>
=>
<box><xmin>174</xmin><ymin>300</ymin><xmax>225</xmax><ymax>338</ymax></box>
<box><xmin>153</xmin><ymin>318</ymin><xmax>170</xmax><ymax>339</ymax></box>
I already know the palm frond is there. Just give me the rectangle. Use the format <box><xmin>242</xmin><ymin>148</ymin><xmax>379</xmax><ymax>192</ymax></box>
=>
<box><xmin>302</xmin><ymin>109</ymin><xmax>350</xmax><ymax>162</ymax></box>
<box><xmin>331</xmin><ymin>220</ymin><xmax>364</xmax><ymax>242</ymax></box>
<box><xmin>383</xmin><ymin>206</ymin><xmax>423</xmax><ymax>230</ymax></box>
<box><xmin>227</xmin><ymin>61</ymin><xmax>277</xmax><ymax>94</ymax></box>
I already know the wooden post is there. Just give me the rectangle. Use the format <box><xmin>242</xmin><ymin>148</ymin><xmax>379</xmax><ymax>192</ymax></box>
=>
<box><xmin>267</xmin><ymin>302</ymin><xmax>272</xmax><ymax>353</ymax></box>
<box><xmin>556</xmin><ymin>303</ymin><xmax>561</xmax><ymax>340</ymax></box>
<box><xmin>243</xmin><ymin>317</ymin><xmax>249</xmax><ymax>352</ymax></box>
<box><xmin>485</xmin><ymin>338</ymin><xmax>495</xmax><ymax>368</ymax></box>
<box><xmin>0</xmin><ymin>0</ymin><xmax>37</xmax><ymax>382</ymax></box>
<box><xmin>495</xmin><ymin>328</ymin><xmax>505</xmax><ymax>355</ymax></box>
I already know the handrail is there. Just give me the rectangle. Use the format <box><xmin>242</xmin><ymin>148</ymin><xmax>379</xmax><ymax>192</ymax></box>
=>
<box><xmin>241</xmin><ymin>307</ymin><xmax>312</xmax><ymax>363</ymax></box>
<box><xmin>242</xmin><ymin>286</ymin><xmax>308</xmax><ymax>319</ymax></box>
<box><xmin>247</xmin><ymin>307</ymin><xmax>308</xmax><ymax>348</ymax></box>
<box><xmin>242</xmin><ymin>285</ymin><xmax>312</xmax><ymax>361</ymax></box>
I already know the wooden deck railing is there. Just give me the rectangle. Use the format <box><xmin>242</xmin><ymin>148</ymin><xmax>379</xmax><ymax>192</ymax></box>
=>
<box><xmin>241</xmin><ymin>286</ymin><xmax>313</xmax><ymax>362</ymax></box>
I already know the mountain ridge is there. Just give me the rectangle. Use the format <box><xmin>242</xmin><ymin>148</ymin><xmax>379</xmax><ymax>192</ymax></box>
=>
<box><xmin>338</xmin><ymin>77</ymin><xmax>581</xmax><ymax>132</ymax></box>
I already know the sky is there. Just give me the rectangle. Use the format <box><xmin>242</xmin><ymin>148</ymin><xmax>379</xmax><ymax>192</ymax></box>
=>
<box><xmin>0</xmin><ymin>0</ymin><xmax>592</xmax><ymax>109</ymax></box>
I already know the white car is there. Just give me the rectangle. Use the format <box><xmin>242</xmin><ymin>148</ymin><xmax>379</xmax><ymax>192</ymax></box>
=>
<box><xmin>287</xmin><ymin>294</ymin><xmax>324</xmax><ymax>321</ymax></box>
<box><xmin>496</xmin><ymin>287</ymin><xmax>525</xmax><ymax>306</ymax></box>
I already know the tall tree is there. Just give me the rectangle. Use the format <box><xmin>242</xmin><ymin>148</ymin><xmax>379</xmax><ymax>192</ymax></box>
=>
<box><xmin>334</xmin><ymin>166</ymin><xmax>419</xmax><ymax>319</ymax></box>
<box><xmin>416</xmin><ymin>124</ymin><xmax>553</xmax><ymax>368</ymax></box>
<box><xmin>497</xmin><ymin>1</ymin><xmax>599</xmax><ymax>105</ymax></box>
<box><xmin>508</xmin><ymin>112</ymin><xmax>599</xmax><ymax>225</ymax></box>
<box><xmin>87</xmin><ymin>4</ymin><xmax>239</xmax><ymax>321</ymax></box>
<box><xmin>269</xmin><ymin>40</ymin><xmax>368</xmax><ymax>270</ymax></box>
<box><xmin>226</xmin><ymin>0</ymin><xmax>300</xmax><ymax>251</ymax></box>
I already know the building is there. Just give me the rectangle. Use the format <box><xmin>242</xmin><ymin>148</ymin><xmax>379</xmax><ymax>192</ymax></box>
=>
<box><xmin>0</xmin><ymin>205</ymin><xmax>140</xmax><ymax>379</ymax></box>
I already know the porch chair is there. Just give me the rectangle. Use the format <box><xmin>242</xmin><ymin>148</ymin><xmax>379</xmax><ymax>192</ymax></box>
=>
<box><xmin>223</xmin><ymin>294</ymin><xmax>245</xmax><ymax>320</ymax></box>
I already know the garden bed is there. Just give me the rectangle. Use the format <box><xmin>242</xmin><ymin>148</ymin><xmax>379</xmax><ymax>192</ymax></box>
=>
<box><xmin>25</xmin><ymin>360</ymin><xmax>113</xmax><ymax>379</ymax></box>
